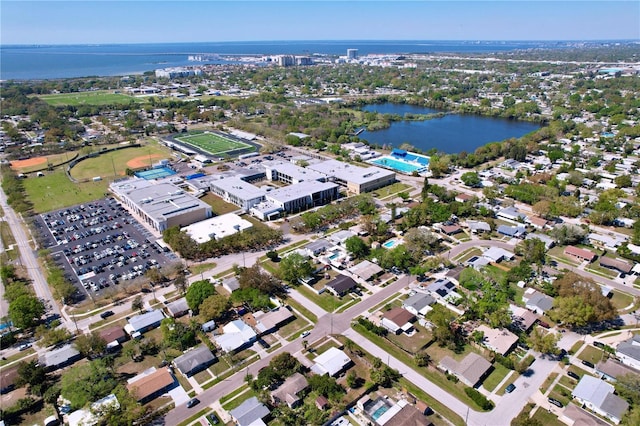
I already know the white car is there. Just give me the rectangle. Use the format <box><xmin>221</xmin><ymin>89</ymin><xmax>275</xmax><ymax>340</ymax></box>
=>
<box><xmin>301</xmin><ymin>331</ymin><xmax>311</xmax><ymax>338</ymax></box>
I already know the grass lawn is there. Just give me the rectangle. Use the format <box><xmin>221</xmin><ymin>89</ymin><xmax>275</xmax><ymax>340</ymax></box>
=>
<box><xmin>69</xmin><ymin>144</ymin><xmax>172</xmax><ymax>180</ymax></box>
<box><xmin>296</xmin><ymin>283</ymin><xmax>348</xmax><ymax>313</ymax></box>
<box><xmin>278</xmin><ymin>316</ymin><xmax>310</xmax><ymax>339</ymax></box>
<box><xmin>398</xmin><ymin>378</ymin><xmax>465</xmax><ymax>426</ymax></box>
<box><xmin>539</xmin><ymin>372</ymin><xmax>558</xmax><ymax>395</ymax></box>
<box><xmin>559</xmin><ymin>375</ymin><xmax>578</xmax><ymax>388</ymax></box>
<box><xmin>37</xmin><ymin>91</ymin><xmax>143</xmax><ymax>106</ymax></box>
<box><xmin>0</xmin><ymin>350</ymin><xmax>36</xmax><ymax>367</ymax></box>
<box><xmin>567</xmin><ymin>364</ymin><xmax>593</xmax><ymax>379</ymax></box>
<box><xmin>189</xmin><ymin>262</ymin><xmax>218</xmax><ymax>276</ymax></box>
<box><xmin>577</xmin><ymin>346</ymin><xmax>606</xmax><ymax>365</ymax></box>
<box><xmin>569</xmin><ymin>340</ymin><xmax>584</xmax><ymax>355</ymax></box>
<box><xmin>610</xmin><ymin>290</ymin><xmax>634</xmax><ymax>311</ymax></box>
<box><xmin>372</xmin><ymin>182</ymin><xmax>412</xmax><ymax>200</ymax></box>
<box><xmin>483</xmin><ymin>264</ymin><xmax>509</xmax><ymax>284</ymax></box>
<box><xmin>482</xmin><ymin>363</ymin><xmax>511</xmax><ymax>392</ymax></box>
<box><xmin>452</xmin><ymin>248</ymin><xmax>483</xmax><ymax>263</ymax></box>
<box><xmin>200</xmin><ymin>193</ymin><xmax>241</xmax><ymax>215</ymax></box>
<box><xmin>548</xmin><ymin>246</ymin><xmax>581</xmax><ymax>266</ymax></box>
<box><xmin>221</xmin><ymin>387</ymin><xmax>257</xmax><ymax>411</ymax></box>
<box><xmin>22</xmin><ymin>168</ymin><xmax>110</xmax><ymax>213</ymax></box>
<box><xmin>0</xmin><ymin>220</ymin><xmax>19</xmax><ymax>262</ymax></box>
<box><xmin>387</xmin><ymin>327</ymin><xmax>433</xmax><ymax>354</ymax></box>
<box><xmin>193</xmin><ymin>369</ymin><xmax>213</xmax><ymax>384</ymax></box>
<box><xmin>284</xmin><ymin>296</ymin><xmax>317</xmax><ymax>323</ymax></box>
<box><xmin>548</xmin><ymin>384</ymin><xmax>572</xmax><ymax>406</ymax></box>
<box><xmin>368</xmin><ymin>293</ymin><xmax>404</xmax><ymax>313</ymax></box>
<box><xmin>530</xmin><ymin>408</ymin><xmax>564</xmax><ymax>426</ymax></box>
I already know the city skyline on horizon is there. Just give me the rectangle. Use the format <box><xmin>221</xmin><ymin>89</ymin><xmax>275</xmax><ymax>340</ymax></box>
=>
<box><xmin>1</xmin><ymin>1</ymin><xmax>639</xmax><ymax>45</ymax></box>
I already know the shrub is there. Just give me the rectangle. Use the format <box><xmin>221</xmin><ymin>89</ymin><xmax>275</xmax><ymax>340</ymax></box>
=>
<box><xmin>465</xmin><ymin>387</ymin><xmax>494</xmax><ymax>411</ymax></box>
<box><xmin>357</xmin><ymin>317</ymin><xmax>388</xmax><ymax>336</ymax></box>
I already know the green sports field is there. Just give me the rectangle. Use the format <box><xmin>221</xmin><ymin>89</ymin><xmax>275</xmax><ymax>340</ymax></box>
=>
<box><xmin>174</xmin><ymin>132</ymin><xmax>253</xmax><ymax>156</ymax></box>
<box><xmin>37</xmin><ymin>91</ymin><xmax>143</xmax><ymax>106</ymax></box>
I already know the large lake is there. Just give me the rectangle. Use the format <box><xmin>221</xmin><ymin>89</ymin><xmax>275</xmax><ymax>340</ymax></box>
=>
<box><xmin>360</xmin><ymin>103</ymin><xmax>541</xmax><ymax>154</ymax></box>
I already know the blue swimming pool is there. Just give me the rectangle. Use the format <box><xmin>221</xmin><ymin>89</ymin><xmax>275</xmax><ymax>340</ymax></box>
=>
<box><xmin>371</xmin><ymin>156</ymin><xmax>423</xmax><ymax>173</ymax></box>
<box><xmin>383</xmin><ymin>239</ymin><xmax>401</xmax><ymax>249</ymax></box>
<box><xmin>372</xmin><ymin>404</ymin><xmax>390</xmax><ymax>420</ymax></box>
<box><xmin>328</xmin><ymin>252</ymin><xmax>340</xmax><ymax>260</ymax></box>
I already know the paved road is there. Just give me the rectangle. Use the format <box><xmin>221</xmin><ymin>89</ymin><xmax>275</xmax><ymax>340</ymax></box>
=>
<box><xmin>0</xmin><ymin>186</ymin><xmax>68</xmax><ymax>329</ymax></box>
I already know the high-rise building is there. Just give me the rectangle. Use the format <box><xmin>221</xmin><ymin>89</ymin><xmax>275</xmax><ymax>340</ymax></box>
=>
<box><xmin>347</xmin><ymin>49</ymin><xmax>358</xmax><ymax>60</ymax></box>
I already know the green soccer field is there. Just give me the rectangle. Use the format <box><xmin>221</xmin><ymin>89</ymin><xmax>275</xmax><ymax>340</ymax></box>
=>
<box><xmin>37</xmin><ymin>91</ymin><xmax>143</xmax><ymax>106</ymax></box>
<box><xmin>174</xmin><ymin>132</ymin><xmax>252</xmax><ymax>156</ymax></box>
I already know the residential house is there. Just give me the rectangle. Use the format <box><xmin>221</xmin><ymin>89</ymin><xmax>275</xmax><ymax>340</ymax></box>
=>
<box><xmin>325</xmin><ymin>275</ymin><xmax>358</xmax><ymax>297</ymax></box>
<box><xmin>588</xmin><ymin>233</ymin><xmax>626</xmax><ymax>250</ymax></box>
<box><xmin>596</xmin><ymin>358</ymin><xmax>640</xmax><ymax>382</ymax></box>
<box><xmin>98</xmin><ymin>326</ymin><xmax>128</xmax><ymax>351</ymax></box>
<box><xmin>455</xmin><ymin>193</ymin><xmax>474</xmax><ymax>203</ymax></box>
<box><xmin>468</xmin><ymin>256</ymin><xmax>491</xmax><ymax>270</ymax></box>
<box><xmin>497</xmin><ymin>225</ymin><xmax>526</xmax><ymax>238</ymax></box>
<box><xmin>222</xmin><ymin>276</ymin><xmax>240</xmax><ymax>293</ymax></box>
<box><xmin>599</xmin><ymin>257</ymin><xmax>633</xmax><ymax>274</ymax></box>
<box><xmin>202</xmin><ymin>320</ymin><xmax>216</xmax><ymax>332</ymax></box>
<box><xmin>253</xmin><ymin>307</ymin><xmax>294</xmax><ymax>335</ymax></box>
<box><xmin>496</xmin><ymin>207</ymin><xmax>527</xmax><ymax>223</ymax></box>
<box><xmin>377</xmin><ymin>400</ymin><xmax>431</xmax><ymax>426</ymax></box>
<box><xmin>328</xmin><ymin>230</ymin><xmax>355</xmax><ymax>246</ymax></box>
<box><xmin>0</xmin><ymin>366</ymin><xmax>18</xmax><ymax>394</ymax></box>
<box><xmin>304</xmin><ymin>239</ymin><xmax>332</xmax><ymax>256</ymax></box>
<box><xmin>439</xmin><ymin>353</ymin><xmax>492</xmax><ymax>387</ymax></box>
<box><xmin>466</xmin><ymin>220</ymin><xmax>491</xmax><ymax>234</ymax></box>
<box><xmin>214</xmin><ymin>319</ymin><xmax>257</xmax><ymax>353</ymax></box>
<box><xmin>39</xmin><ymin>344</ymin><xmax>82</xmax><ymax>371</ymax></box>
<box><xmin>440</xmin><ymin>224</ymin><xmax>462</xmax><ymax>236</ymax></box>
<box><xmin>270</xmin><ymin>372</ymin><xmax>308</xmax><ymax>408</ymax></box>
<box><xmin>229</xmin><ymin>396</ymin><xmax>270</xmax><ymax>426</ymax></box>
<box><xmin>67</xmin><ymin>394</ymin><xmax>120</xmax><ymax>426</ymax></box>
<box><xmin>559</xmin><ymin>404</ymin><xmax>609</xmax><ymax>426</ymax></box>
<box><xmin>615</xmin><ymin>334</ymin><xmax>640</xmax><ymax>370</ymax></box>
<box><xmin>527</xmin><ymin>216</ymin><xmax>549</xmax><ymax>230</ymax></box>
<box><xmin>525</xmin><ymin>233</ymin><xmax>555</xmax><ymax>249</ymax></box>
<box><xmin>173</xmin><ymin>345</ymin><xmax>216</xmax><ymax>376</ymax></box>
<box><xmin>425</xmin><ymin>279</ymin><xmax>461</xmax><ymax>303</ymax></box>
<box><xmin>127</xmin><ymin>368</ymin><xmax>176</xmax><ymax>403</ymax></box>
<box><xmin>126</xmin><ymin>309</ymin><xmax>165</xmax><ymax>337</ymax></box>
<box><xmin>315</xmin><ymin>395</ymin><xmax>329</xmax><ymax>410</ymax></box>
<box><xmin>564</xmin><ymin>246</ymin><xmax>596</xmax><ymax>262</ymax></box>
<box><xmin>381</xmin><ymin>307</ymin><xmax>416</xmax><ymax>334</ymax></box>
<box><xmin>510</xmin><ymin>305</ymin><xmax>539</xmax><ymax>332</ymax></box>
<box><xmin>482</xmin><ymin>247</ymin><xmax>515</xmax><ymax>263</ymax></box>
<box><xmin>523</xmin><ymin>288</ymin><xmax>554</xmax><ymax>314</ymax></box>
<box><xmin>348</xmin><ymin>260</ymin><xmax>383</xmax><ymax>282</ymax></box>
<box><xmin>310</xmin><ymin>347</ymin><xmax>352</xmax><ymax>377</ymax></box>
<box><xmin>403</xmin><ymin>292</ymin><xmax>436</xmax><ymax>317</ymax></box>
<box><xmin>475</xmin><ymin>325</ymin><xmax>518</xmax><ymax>356</ymax></box>
<box><xmin>572</xmin><ymin>375</ymin><xmax>628</xmax><ymax>424</ymax></box>
<box><xmin>165</xmin><ymin>297</ymin><xmax>190</xmax><ymax>318</ymax></box>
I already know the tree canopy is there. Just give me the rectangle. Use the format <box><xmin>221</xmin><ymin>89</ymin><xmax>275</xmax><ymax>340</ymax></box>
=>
<box><xmin>278</xmin><ymin>253</ymin><xmax>314</xmax><ymax>285</ymax></box>
<box><xmin>185</xmin><ymin>279</ymin><xmax>217</xmax><ymax>313</ymax></box>
<box><xmin>549</xmin><ymin>273</ymin><xmax>616</xmax><ymax>328</ymax></box>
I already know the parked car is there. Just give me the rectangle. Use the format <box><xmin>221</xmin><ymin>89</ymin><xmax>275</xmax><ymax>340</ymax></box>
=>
<box><xmin>581</xmin><ymin>360</ymin><xmax>595</xmax><ymax>368</ymax></box>
<box><xmin>567</xmin><ymin>371</ymin><xmax>580</xmax><ymax>380</ymax></box>
<box><xmin>548</xmin><ymin>398</ymin><xmax>563</xmax><ymax>408</ymax></box>
<box><xmin>301</xmin><ymin>331</ymin><xmax>311</xmax><ymax>338</ymax></box>
<box><xmin>19</xmin><ymin>343</ymin><xmax>32</xmax><ymax>351</ymax></box>
<box><xmin>100</xmin><ymin>310</ymin><xmax>114</xmax><ymax>319</ymax></box>
<box><xmin>505</xmin><ymin>383</ymin><xmax>516</xmax><ymax>393</ymax></box>
<box><xmin>186</xmin><ymin>398</ymin><xmax>200</xmax><ymax>408</ymax></box>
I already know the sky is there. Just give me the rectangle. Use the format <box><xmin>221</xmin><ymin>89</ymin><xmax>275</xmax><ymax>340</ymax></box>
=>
<box><xmin>1</xmin><ymin>1</ymin><xmax>639</xmax><ymax>45</ymax></box>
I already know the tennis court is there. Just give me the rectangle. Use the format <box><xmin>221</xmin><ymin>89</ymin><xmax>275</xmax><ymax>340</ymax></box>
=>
<box><xmin>135</xmin><ymin>167</ymin><xmax>177</xmax><ymax>180</ymax></box>
<box><xmin>174</xmin><ymin>131</ymin><xmax>252</xmax><ymax>156</ymax></box>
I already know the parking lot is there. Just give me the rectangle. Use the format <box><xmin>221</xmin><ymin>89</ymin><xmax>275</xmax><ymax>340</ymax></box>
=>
<box><xmin>34</xmin><ymin>197</ymin><xmax>178</xmax><ymax>299</ymax></box>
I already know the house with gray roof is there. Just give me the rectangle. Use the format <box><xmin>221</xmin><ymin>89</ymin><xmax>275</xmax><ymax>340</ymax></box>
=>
<box><xmin>348</xmin><ymin>260</ymin><xmax>383</xmax><ymax>281</ymax></box>
<box><xmin>304</xmin><ymin>239</ymin><xmax>332</xmax><ymax>256</ymax></box>
<box><xmin>325</xmin><ymin>274</ymin><xmax>358</xmax><ymax>296</ymax></box>
<box><xmin>596</xmin><ymin>358</ymin><xmax>640</xmax><ymax>382</ymax></box>
<box><xmin>466</xmin><ymin>220</ymin><xmax>491</xmax><ymax>234</ymax></box>
<box><xmin>126</xmin><ymin>309</ymin><xmax>165</xmax><ymax>336</ymax></box>
<box><xmin>482</xmin><ymin>247</ymin><xmax>515</xmax><ymax>263</ymax></box>
<box><xmin>525</xmin><ymin>233</ymin><xmax>555</xmax><ymax>249</ymax></box>
<box><xmin>173</xmin><ymin>345</ymin><xmax>216</xmax><ymax>376</ymax></box>
<box><xmin>229</xmin><ymin>396</ymin><xmax>270</xmax><ymax>426</ymax></box>
<box><xmin>439</xmin><ymin>353</ymin><xmax>492</xmax><ymax>387</ymax></box>
<box><xmin>402</xmin><ymin>292</ymin><xmax>435</xmax><ymax>317</ymax></box>
<box><xmin>497</xmin><ymin>224</ymin><xmax>526</xmax><ymax>238</ymax></box>
<box><xmin>39</xmin><ymin>344</ymin><xmax>81</xmax><ymax>371</ymax></box>
<box><xmin>270</xmin><ymin>372</ymin><xmax>308</xmax><ymax>408</ymax></box>
<box><xmin>496</xmin><ymin>207</ymin><xmax>527</xmax><ymax>223</ymax></box>
<box><xmin>165</xmin><ymin>297</ymin><xmax>190</xmax><ymax>318</ymax></box>
<box><xmin>426</xmin><ymin>279</ymin><xmax>461</xmax><ymax>303</ymax></box>
<box><xmin>615</xmin><ymin>334</ymin><xmax>640</xmax><ymax>370</ymax></box>
<box><xmin>523</xmin><ymin>288</ymin><xmax>554</xmax><ymax>314</ymax></box>
<box><xmin>572</xmin><ymin>375</ymin><xmax>628</xmax><ymax>424</ymax></box>
<box><xmin>253</xmin><ymin>307</ymin><xmax>294</xmax><ymax>334</ymax></box>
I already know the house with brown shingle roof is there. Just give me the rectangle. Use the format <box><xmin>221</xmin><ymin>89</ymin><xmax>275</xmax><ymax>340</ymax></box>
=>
<box><xmin>599</xmin><ymin>257</ymin><xmax>632</xmax><ymax>274</ymax></box>
<box><xmin>127</xmin><ymin>368</ymin><xmax>176</xmax><ymax>403</ymax></box>
<box><xmin>381</xmin><ymin>307</ymin><xmax>416</xmax><ymax>334</ymax></box>
<box><xmin>270</xmin><ymin>372</ymin><xmax>308</xmax><ymax>408</ymax></box>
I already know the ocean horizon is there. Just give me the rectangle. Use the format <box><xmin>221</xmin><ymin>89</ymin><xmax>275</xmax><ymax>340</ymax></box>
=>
<box><xmin>0</xmin><ymin>39</ymin><xmax>628</xmax><ymax>80</ymax></box>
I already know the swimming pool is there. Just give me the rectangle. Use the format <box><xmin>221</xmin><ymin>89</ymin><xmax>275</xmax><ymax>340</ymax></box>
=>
<box><xmin>372</xmin><ymin>404</ymin><xmax>390</xmax><ymax>421</ymax></box>
<box><xmin>371</xmin><ymin>156</ymin><xmax>423</xmax><ymax>173</ymax></box>
<box><xmin>383</xmin><ymin>239</ymin><xmax>401</xmax><ymax>249</ymax></box>
<box><xmin>328</xmin><ymin>252</ymin><xmax>340</xmax><ymax>260</ymax></box>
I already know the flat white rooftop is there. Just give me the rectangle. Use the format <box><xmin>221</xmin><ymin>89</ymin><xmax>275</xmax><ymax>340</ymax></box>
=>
<box><xmin>267</xmin><ymin>180</ymin><xmax>338</xmax><ymax>204</ymax></box>
<box><xmin>209</xmin><ymin>176</ymin><xmax>266</xmax><ymax>200</ymax></box>
<box><xmin>182</xmin><ymin>213</ymin><xmax>253</xmax><ymax>243</ymax></box>
<box><xmin>308</xmin><ymin>159</ymin><xmax>395</xmax><ymax>185</ymax></box>
<box><xmin>264</xmin><ymin>160</ymin><xmax>326</xmax><ymax>182</ymax></box>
